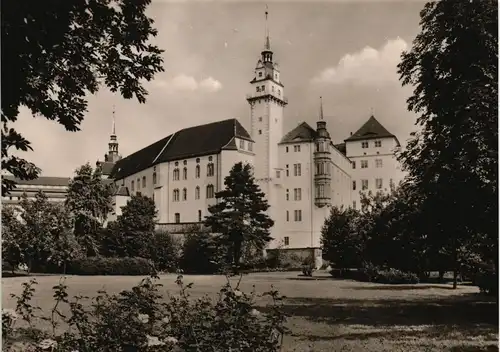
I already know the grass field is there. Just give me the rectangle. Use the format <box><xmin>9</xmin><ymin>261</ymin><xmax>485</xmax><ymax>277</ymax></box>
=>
<box><xmin>2</xmin><ymin>271</ymin><xmax>498</xmax><ymax>351</ymax></box>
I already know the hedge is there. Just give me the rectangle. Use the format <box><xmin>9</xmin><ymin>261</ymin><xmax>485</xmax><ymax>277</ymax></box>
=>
<box><xmin>329</xmin><ymin>266</ymin><xmax>419</xmax><ymax>284</ymax></box>
<box><xmin>66</xmin><ymin>257</ymin><xmax>154</xmax><ymax>276</ymax></box>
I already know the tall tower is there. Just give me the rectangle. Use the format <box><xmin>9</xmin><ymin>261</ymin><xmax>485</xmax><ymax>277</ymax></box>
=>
<box><xmin>246</xmin><ymin>7</ymin><xmax>287</xmax><ymax>183</ymax></box>
<box><xmin>314</xmin><ymin>97</ymin><xmax>332</xmax><ymax>208</ymax></box>
<box><xmin>107</xmin><ymin>106</ymin><xmax>121</xmax><ymax>163</ymax></box>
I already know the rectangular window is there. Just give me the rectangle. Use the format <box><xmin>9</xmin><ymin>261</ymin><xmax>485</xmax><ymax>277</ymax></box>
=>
<box><xmin>198</xmin><ymin>210</ymin><xmax>202</xmax><ymax>222</ymax></box>
<box><xmin>294</xmin><ymin>188</ymin><xmax>302</xmax><ymax>201</ymax></box>
<box><xmin>362</xmin><ymin>179</ymin><xmax>369</xmax><ymax>190</ymax></box>
<box><xmin>153</xmin><ymin>172</ymin><xmax>157</xmax><ymax>185</ymax></box>
<box><xmin>352</xmin><ymin>201</ymin><xmax>356</xmax><ymax>209</ymax></box>
<box><xmin>294</xmin><ymin>145</ymin><xmax>301</xmax><ymax>152</ymax></box>
<box><xmin>248</xmin><ymin>142</ymin><xmax>253</xmax><ymax>151</ymax></box>
<box><xmin>352</xmin><ymin>161</ymin><xmax>356</xmax><ymax>169</ymax></box>
<box><xmin>137</xmin><ymin>178</ymin><xmax>141</xmax><ymax>189</ymax></box>
<box><xmin>258</xmin><ymin>117</ymin><xmax>262</xmax><ymax>122</ymax></box>
<box><xmin>142</xmin><ymin>176</ymin><xmax>146</xmax><ymax>188</ymax></box>
<box><xmin>294</xmin><ymin>210</ymin><xmax>302</xmax><ymax>222</ymax></box>
<box><xmin>286</xmin><ymin>146</ymin><xmax>289</xmax><ymax>153</ymax></box>
<box><xmin>175</xmin><ymin>213</ymin><xmax>180</xmax><ymax>223</ymax></box>
<box><xmin>239</xmin><ymin>139</ymin><xmax>245</xmax><ymax>149</ymax></box>
<box><xmin>258</xmin><ymin>130</ymin><xmax>262</xmax><ymax>135</ymax></box>
<box><xmin>286</xmin><ymin>210</ymin><xmax>289</xmax><ymax>222</ymax></box>
<box><xmin>286</xmin><ymin>189</ymin><xmax>289</xmax><ymax>201</ymax></box>
<box><xmin>131</xmin><ymin>180</ymin><xmax>135</xmax><ymax>191</ymax></box>
<box><xmin>284</xmin><ymin>236</ymin><xmax>290</xmax><ymax>246</ymax></box>
<box><xmin>361</xmin><ymin>160</ymin><xmax>368</xmax><ymax>169</ymax></box>
<box><xmin>362</xmin><ymin>141</ymin><xmax>369</xmax><ymax>148</ymax></box>
<box><xmin>352</xmin><ymin>181</ymin><xmax>356</xmax><ymax>191</ymax></box>
<box><xmin>293</xmin><ymin>163</ymin><xmax>301</xmax><ymax>176</ymax></box>
<box><xmin>375</xmin><ymin>159</ymin><xmax>383</xmax><ymax>168</ymax></box>
<box><xmin>286</xmin><ymin>165</ymin><xmax>289</xmax><ymax>177</ymax></box>
<box><xmin>375</xmin><ymin>140</ymin><xmax>382</xmax><ymax>147</ymax></box>
<box><xmin>276</xmin><ymin>170</ymin><xmax>281</xmax><ymax>178</ymax></box>
<box><xmin>376</xmin><ymin>178</ymin><xmax>383</xmax><ymax>189</ymax></box>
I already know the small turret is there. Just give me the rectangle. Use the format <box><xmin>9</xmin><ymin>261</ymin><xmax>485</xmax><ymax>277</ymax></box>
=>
<box><xmin>313</xmin><ymin>97</ymin><xmax>332</xmax><ymax>208</ymax></box>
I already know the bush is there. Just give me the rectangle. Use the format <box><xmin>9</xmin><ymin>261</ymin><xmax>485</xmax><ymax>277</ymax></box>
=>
<box><xmin>151</xmin><ymin>230</ymin><xmax>181</xmax><ymax>272</ymax></box>
<box><xmin>476</xmin><ymin>270</ymin><xmax>497</xmax><ymax>296</ymax></box>
<box><xmin>330</xmin><ymin>264</ymin><xmax>419</xmax><ymax>284</ymax></box>
<box><xmin>180</xmin><ymin>231</ymin><xmax>223</xmax><ymax>274</ymax></box>
<box><xmin>66</xmin><ymin>257</ymin><xmax>154</xmax><ymax>276</ymax></box>
<box><xmin>3</xmin><ymin>275</ymin><xmax>289</xmax><ymax>351</ymax></box>
<box><xmin>301</xmin><ymin>256</ymin><xmax>315</xmax><ymax>277</ymax></box>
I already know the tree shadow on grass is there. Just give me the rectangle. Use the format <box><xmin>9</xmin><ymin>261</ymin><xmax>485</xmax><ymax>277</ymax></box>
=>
<box><xmin>348</xmin><ymin>284</ymin><xmax>459</xmax><ymax>290</ymax></box>
<box><xmin>260</xmin><ymin>293</ymin><xmax>498</xmax><ymax>344</ymax></box>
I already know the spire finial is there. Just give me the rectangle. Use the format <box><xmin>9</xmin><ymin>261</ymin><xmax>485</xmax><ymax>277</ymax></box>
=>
<box><xmin>319</xmin><ymin>96</ymin><xmax>324</xmax><ymax>120</ymax></box>
<box><xmin>264</xmin><ymin>5</ymin><xmax>270</xmax><ymax>50</ymax></box>
<box><xmin>112</xmin><ymin>105</ymin><xmax>116</xmax><ymax>135</ymax></box>
<box><xmin>370</xmin><ymin>107</ymin><xmax>374</xmax><ymax>117</ymax></box>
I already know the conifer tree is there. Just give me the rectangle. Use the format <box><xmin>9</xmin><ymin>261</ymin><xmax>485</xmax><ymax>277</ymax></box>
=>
<box><xmin>205</xmin><ymin>162</ymin><xmax>274</xmax><ymax>269</ymax></box>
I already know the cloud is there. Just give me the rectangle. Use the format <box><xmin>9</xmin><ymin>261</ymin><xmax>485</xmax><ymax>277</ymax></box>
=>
<box><xmin>312</xmin><ymin>37</ymin><xmax>408</xmax><ymax>85</ymax></box>
<box><xmin>154</xmin><ymin>74</ymin><xmax>222</xmax><ymax>93</ymax></box>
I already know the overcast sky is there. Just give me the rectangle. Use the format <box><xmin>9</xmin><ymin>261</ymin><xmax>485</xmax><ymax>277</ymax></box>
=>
<box><xmin>13</xmin><ymin>0</ymin><xmax>425</xmax><ymax>177</ymax></box>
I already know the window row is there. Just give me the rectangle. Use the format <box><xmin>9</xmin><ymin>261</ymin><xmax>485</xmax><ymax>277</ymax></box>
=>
<box><xmin>285</xmin><ymin>210</ymin><xmax>302</xmax><ymax>222</ymax></box>
<box><xmin>285</xmin><ymin>188</ymin><xmax>302</xmax><ymax>201</ymax></box>
<box><xmin>255</xmin><ymin>84</ymin><xmax>281</xmax><ymax>96</ymax></box>
<box><xmin>285</xmin><ymin>144</ymin><xmax>301</xmax><ymax>153</ymax></box>
<box><xmin>361</xmin><ymin>140</ymin><xmax>382</xmax><ymax>148</ymax></box>
<box><xmin>352</xmin><ymin>159</ymin><xmax>383</xmax><ymax>169</ymax></box>
<box><xmin>172</xmin><ymin>185</ymin><xmax>215</xmax><ymax>201</ymax></box>
<box><xmin>173</xmin><ymin>209</ymin><xmax>204</xmax><ymax>224</ymax></box>
<box><xmin>131</xmin><ymin>171</ymin><xmax>158</xmax><ymax>192</ymax></box>
<box><xmin>173</xmin><ymin>163</ymin><xmax>214</xmax><ymax>181</ymax></box>
<box><xmin>352</xmin><ymin>178</ymin><xmax>393</xmax><ymax>191</ymax></box>
<box><xmin>238</xmin><ymin>139</ymin><xmax>253</xmax><ymax>152</ymax></box>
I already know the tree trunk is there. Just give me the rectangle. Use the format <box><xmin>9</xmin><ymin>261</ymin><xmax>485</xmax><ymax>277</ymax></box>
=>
<box><xmin>439</xmin><ymin>270</ymin><xmax>445</xmax><ymax>282</ymax></box>
<box><xmin>453</xmin><ymin>269</ymin><xmax>458</xmax><ymax>289</ymax></box>
<box><xmin>27</xmin><ymin>258</ymin><xmax>32</xmax><ymax>275</ymax></box>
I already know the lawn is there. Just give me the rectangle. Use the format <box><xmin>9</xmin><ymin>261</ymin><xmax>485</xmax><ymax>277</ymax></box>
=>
<box><xmin>2</xmin><ymin>271</ymin><xmax>498</xmax><ymax>352</ymax></box>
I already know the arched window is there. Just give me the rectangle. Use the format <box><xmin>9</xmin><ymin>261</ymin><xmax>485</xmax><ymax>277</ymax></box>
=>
<box><xmin>198</xmin><ymin>210</ymin><xmax>202</xmax><ymax>222</ymax></box>
<box><xmin>195</xmin><ymin>165</ymin><xmax>200</xmax><ymax>178</ymax></box>
<box><xmin>142</xmin><ymin>176</ymin><xmax>146</xmax><ymax>187</ymax></box>
<box><xmin>183</xmin><ymin>167</ymin><xmax>187</xmax><ymax>180</ymax></box>
<box><xmin>173</xmin><ymin>189</ymin><xmax>179</xmax><ymax>201</ymax></box>
<box><xmin>173</xmin><ymin>168</ymin><xmax>179</xmax><ymax>181</ymax></box>
<box><xmin>195</xmin><ymin>186</ymin><xmax>200</xmax><ymax>199</ymax></box>
<box><xmin>206</xmin><ymin>184</ymin><xmax>214</xmax><ymax>198</ymax></box>
<box><xmin>207</xmin><ymin>163</ymin><xmax>214</xmax><ymax>177</ymax></box>
<box><xmin>182</xmin><ymin>188</ymin><xmax>187</xmax><ymax>201</ymax></box>
<box><xmin>152</xmin><ymin>172</ymin><xmax>157</xmax><ymax>185</ymax></box>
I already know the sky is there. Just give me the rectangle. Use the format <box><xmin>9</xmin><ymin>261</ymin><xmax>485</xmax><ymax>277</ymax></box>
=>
<box><xmin>13</xmin><ymin>0</ymin><xmax>425</xmax><ymax>177</ymax></box>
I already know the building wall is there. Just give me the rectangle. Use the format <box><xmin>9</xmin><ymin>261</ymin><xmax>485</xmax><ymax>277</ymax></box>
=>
<box><xmin>346</xmin><ymin>137</ymin><xmax>405</xmax><ymax>208</ymax></box>
<box><xmin>108</xmin><ymin>195</ymin><xmax>130</xmax><ymax>223</ymax></box>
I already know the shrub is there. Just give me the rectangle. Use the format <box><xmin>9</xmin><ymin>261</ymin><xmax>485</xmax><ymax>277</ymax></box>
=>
<box><xmin>477</xmin><ymin>270</ymin><xmax>497</xmax><ymax>296</ymax></box>
<box><xmin>66</xmin><ymin>257</ymin><xmax>154</xmax><ymax>276</ymax></box>
<box><xmin>151</xmin><ymin>230</ymin><xmax>182</xmax><ymax>272</ymax></box>
<box><xmin>330</xmin><ymin>264</ymin><xmax>419</xmax><ymax>284</ymax></box>
<box><xmin>180</xmin><ymin>231</ymin><xmax>223</xmax><ymax>274</ymax></box>
<box><xmin>3</xmin><ymin>275</ymin><xmax>289</xmax><ymax>351</ymax></box>
<box><xmin>301</xmin><ymin>256</ymin><xmax>315</xmax><ymax>277</ymax></box>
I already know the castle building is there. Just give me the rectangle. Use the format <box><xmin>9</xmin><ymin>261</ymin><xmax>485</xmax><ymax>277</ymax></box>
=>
<box><xmin>104</xmin><ymin>12</ymin><xmax>405</xmax><ymax>261</ymax></box>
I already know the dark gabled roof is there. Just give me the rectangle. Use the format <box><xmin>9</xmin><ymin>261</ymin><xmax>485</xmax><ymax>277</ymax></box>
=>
<box><xmin>111</xmin><ymin>118</ymin><xmax>252</xmax><ymax>180</ymax></box>
<box><xmin>345</xmin><ymin>115</ymin><xmax>397</xmax><ymax>142</ymax></box>
<box><xmin>333</xmin><ymin>143</ymin><xmax>346</xmax><ymax>156</ymax></box>
<box><xmin>96</xmin><ymin>161</ymin><xmax>115</xmax><ymax>176</ymax></box>
<box><xmin>3</xmin><ymin>175</ymin><xmax>70</xmax><ymax>187</ymax></box>
<box><xmin>114</xmin><ymin>185</ymin><xmax>130</xmax><ymax>196</ymax></box>
<box><xmin>280</xmin><ymin>122</ymin><xmax>317</xmax><ymax>144</ymax></box>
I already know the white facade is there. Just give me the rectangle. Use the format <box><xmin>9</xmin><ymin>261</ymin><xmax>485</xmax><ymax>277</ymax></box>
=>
<box><xmin>107</xmin><ymin>35</ymin><xmax>405</xmax><ymax>254</ymax></box>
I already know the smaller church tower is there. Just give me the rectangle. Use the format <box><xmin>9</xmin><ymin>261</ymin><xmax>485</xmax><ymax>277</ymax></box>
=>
<box><xmin>107</xmin><ymin>107</ymin><xmax>121</xmax><ymax>163</ymax></box>
<box><xmin>313</xmin><ymin>97</ymin><xmax>332</xmax><ymax>208</ymax></box>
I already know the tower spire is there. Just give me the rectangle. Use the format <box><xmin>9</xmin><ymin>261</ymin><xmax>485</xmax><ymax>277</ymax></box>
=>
<box><xmin>112</xmin><ymin>104</ymin><xmax>116</xmax><ymax>136</ymax></box>
<box><xmin>264</xmin><ymin>5</ymin><xmax>270</xmax><ymax>50</ymax></box>
<box><xmin>319</xmin><ymin>96</ymin><xmax>324</xmax><ymax>120</ymax></box>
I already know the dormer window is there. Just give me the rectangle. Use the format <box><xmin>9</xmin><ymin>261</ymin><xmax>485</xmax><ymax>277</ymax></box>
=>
<box><xmin>239</xmin><ymin>139</ymin><xmax>245</xmax><ymax>149</ymax></box>
<box><xmin>258</xmin><ymin>72</ymin><xmax>262</xmax><ymax>77</ymax></box>
<box><xmin>261</xmin><ymin>85</ymin><xmax>265</xmax><ymax>91</ymax></box>
<box><xmin>256</xmin><ymin>86</ymin><xmax>260</xmax><ymax>92</ymax></box>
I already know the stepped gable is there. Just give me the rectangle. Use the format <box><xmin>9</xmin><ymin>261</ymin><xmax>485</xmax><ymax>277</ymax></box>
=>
<box><xmin>111</xmin><ymin>119</ymin><xmax>252</xmax><ymax>180</ymax></box>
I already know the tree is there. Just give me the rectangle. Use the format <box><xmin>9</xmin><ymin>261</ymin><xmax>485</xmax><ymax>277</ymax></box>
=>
<box><xmin>16</xmin><ymin>191</ymin><xmax>80</xmax><ymax>273</ymax></box>
<box><xmin>180</xmin><ymin>227</ymin><xmax>224</xmax><ymax>274</ymax></box>
<box><xmin>1</xmin><ymin>0</ymin><xmax>164</xmax><ymax>195</ymax></box>
<box><xmin>321</xmin><ymin>206</ymin><xmax>363</xmax><ymax>270</ymax></box>
<box><xmin>110</xmin><ymin>194</ymin><xmax>157</xmax><ymax>259</ymax></box>
<box><xmin>65</xmin><ymin>163</ymin><xmax>115</xmax><ymax>256</ymax></box>
<box><xmin>1</xmin><ymin>205</ymin><xmax>24</xmax><ymax>272</ymax></box>
<box><xmin>205</xmin><ymin>162</ymin><xmax>274</xmax><ymax>269</ymax></box>
<box><xmin>397</xmin><ymin>0</ymin><xmax>497</xmax><ymax>288</ymax></box>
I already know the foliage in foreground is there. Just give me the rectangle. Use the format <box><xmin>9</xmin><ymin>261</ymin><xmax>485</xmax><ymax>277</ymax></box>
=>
<box><xmin>66</xmin><ymin>257</ymin><xmax>154</xmax><ymax>276</ymax></box>
<box><xmin>3</xmin><ymin>275</ymin><xmax>288</xmax><ymax>351</ymax></box>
